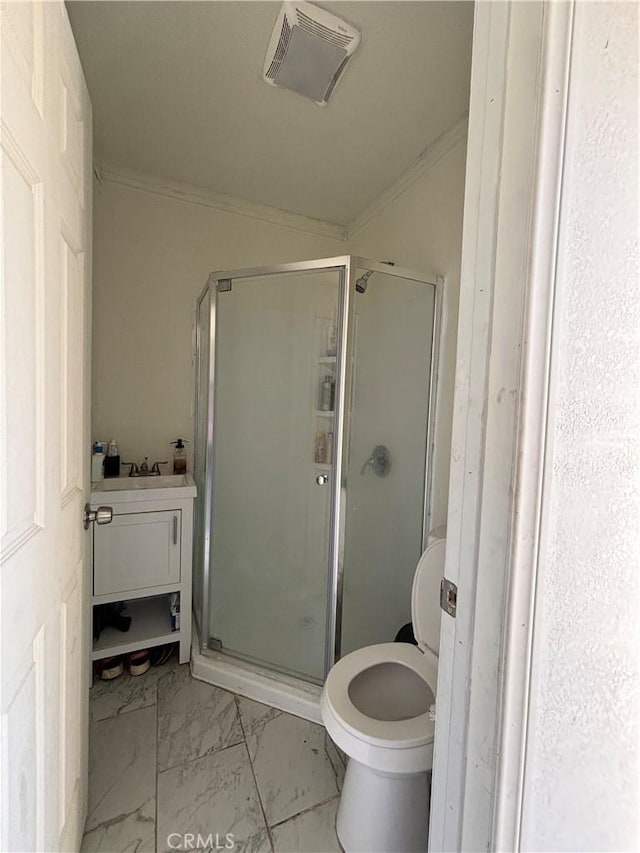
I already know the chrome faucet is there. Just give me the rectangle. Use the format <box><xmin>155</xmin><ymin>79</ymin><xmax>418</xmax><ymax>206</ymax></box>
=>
<box><xmin>123</xmin><ymin>459</ymin><xmax>169</xmax><ymax>477</ymax></box>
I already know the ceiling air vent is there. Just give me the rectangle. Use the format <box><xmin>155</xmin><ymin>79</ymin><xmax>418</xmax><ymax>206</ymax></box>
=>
<box><xmin>263</xmin><ymin>1</ymin><xmax>361</xmax><ymax>106</ymax></box>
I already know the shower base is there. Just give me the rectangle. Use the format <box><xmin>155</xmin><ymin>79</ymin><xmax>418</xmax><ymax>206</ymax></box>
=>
<box><xmin>190</xmin><ymin>631</ymin><xmax>322</xmax><ymax>723</ymax></box>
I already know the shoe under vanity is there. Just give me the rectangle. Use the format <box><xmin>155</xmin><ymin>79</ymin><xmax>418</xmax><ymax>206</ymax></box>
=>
<box><xmin>90</xmin><ymin>474</ymin><xmax>197</xmax><ymax>669</ymax></box>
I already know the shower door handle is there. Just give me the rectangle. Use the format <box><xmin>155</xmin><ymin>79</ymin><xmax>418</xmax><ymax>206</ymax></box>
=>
<box><xmin>315</xmin><ymin>474</ymin><xmax>328</xmax><ymax>485</ymax></box>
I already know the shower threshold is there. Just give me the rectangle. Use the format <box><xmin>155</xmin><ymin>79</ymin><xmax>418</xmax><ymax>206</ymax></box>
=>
<box><xmin>190</xmin><ymin>632</ymin><xmax>322</xmax><ymax>723</ymax></box>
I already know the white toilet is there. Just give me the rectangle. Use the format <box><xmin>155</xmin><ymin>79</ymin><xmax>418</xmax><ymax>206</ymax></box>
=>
<box><xmin>321</xmin><ymin>537</ymin><xmax>445</xmax><ymax>853</ymax></box>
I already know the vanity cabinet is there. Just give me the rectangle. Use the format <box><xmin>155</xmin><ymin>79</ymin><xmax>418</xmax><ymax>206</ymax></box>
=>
<box><xmin>94</xmin><ymin>510</ymin><xmax>182</xmax><ymax>595</ymax></box>
<box><xmin>90</xmin><ymin>476</ymin><xmax>196</xmax><ymax>665</ymax></box>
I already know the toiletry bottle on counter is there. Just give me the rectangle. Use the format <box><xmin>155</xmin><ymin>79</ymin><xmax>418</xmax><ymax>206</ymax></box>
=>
<box><xmin>91</xmin><ymin>442</ymin><xmax>105</xmax><ymax>482</ymax></box>
<box><xmin>320</xmin><ymin>375</ymin><xmax>333</xmax><ymax>411</ymax></box>
<box><xmin>104</xmin><ymin>438</ymin><xmax>120</xmax><ymax>478</ymax></box>
<box><xmin>170</xmin><ymin>438</ymin><xmax>188</xmax><ymax>474</ymax></box>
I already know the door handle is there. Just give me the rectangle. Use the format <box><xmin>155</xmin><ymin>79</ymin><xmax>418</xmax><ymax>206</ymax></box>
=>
<box><xmin>173</xmin><ymin>515</ymin><xmax>178</xmax><ymax>545</ymax></box>
<box><xmin>316</xmin><ymin>474</ymin><xmax>328</xmax><ymax>485</ymax></box>
<box><xmin>83</xmin><ymin>504</ymin><xmax>113</xmax><ymax>530</ymax></box>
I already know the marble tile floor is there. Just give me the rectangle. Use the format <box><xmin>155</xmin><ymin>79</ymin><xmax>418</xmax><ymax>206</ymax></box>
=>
<box><xmin>82</xmin><ymin>658</ymin><xmax>345</xmax><ymax>853</ymax></box>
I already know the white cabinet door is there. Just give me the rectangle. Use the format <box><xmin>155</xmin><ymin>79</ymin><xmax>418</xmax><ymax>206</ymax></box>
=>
<box><xmin>1</xmin><ymin>2</ymin><xmax>92</xmax><ymax>849</ymax></box>
<box><xmin>93</xmin><ymin>511</ymin><xmax>182</xmax><ymax>596</ymax></box>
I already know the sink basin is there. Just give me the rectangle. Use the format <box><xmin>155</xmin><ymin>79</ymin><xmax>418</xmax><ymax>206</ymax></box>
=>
<box><xmin>95</xmin><ymin>474</ymin><xmax>190</xmax><ymax>491</ymax></box>
<box><xmin>91</xmin><ymin>473</ymin><xmax>196</xmax><ymax>503</ymax></box>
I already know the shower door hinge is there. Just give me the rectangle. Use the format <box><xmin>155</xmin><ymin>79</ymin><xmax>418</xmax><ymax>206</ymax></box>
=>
<box><xmin>440</xmin><ymin>577</ymin><xmax>457</xmax><ymax>618</ymax></box>
<box><xmin>209</xmin><ymin>637</ymin><xmax>223</xmax><ymax>650</ymax></box>
<box><xmin>217</xmin><ymin>279</ymin><xmax>232</xmax><ymax>293</ymax></box>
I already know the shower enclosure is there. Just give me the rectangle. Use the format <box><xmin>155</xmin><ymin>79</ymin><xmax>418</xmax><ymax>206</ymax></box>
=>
<box><xmin>193</xmin><ymin>256</ymin><xmax>441</xmax><ymax>687</ymax></box>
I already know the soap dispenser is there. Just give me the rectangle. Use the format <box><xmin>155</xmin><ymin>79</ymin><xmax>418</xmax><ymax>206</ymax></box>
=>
<box><xmin>170</xmin><ymin>438</ymin><xmax>189</xmax><ymax>474</ymax></box>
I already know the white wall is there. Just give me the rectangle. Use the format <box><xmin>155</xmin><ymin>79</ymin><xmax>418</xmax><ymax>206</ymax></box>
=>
<box><xmin>349</xmin><ymin>141</ymin><xmax>467</xmax><ymax>528</ymax></box>
<box><xmin>520</xmin><ymin>3</ymin><xmax>639</xmax><ymax>849</ymax></box>
<box><xmin>93</xmin><ymin>142</ymin><xmax>466</xmax><ymax>524</ymax></box>
<box><xmin>92</xmin><ymin>179</ymin><xmax>345</xmax><ymax>468</ymax></box>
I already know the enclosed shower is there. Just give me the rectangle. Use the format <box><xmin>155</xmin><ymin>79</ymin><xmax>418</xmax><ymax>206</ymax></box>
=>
<box><xmin>193</xmin><ymin>256</ymin><xmax>441</xmax><ymax>697</ymax></box>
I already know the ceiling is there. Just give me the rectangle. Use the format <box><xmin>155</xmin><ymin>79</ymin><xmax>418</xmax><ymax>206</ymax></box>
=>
<box><xmin>67</xmin><ymin>1</ymin><xmax>473</xmax><ymax>226</ymax></box>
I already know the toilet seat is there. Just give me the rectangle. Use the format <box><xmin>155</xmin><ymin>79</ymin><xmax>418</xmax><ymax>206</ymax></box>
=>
<box><xmin>321</xmin><ymin>538</ymin><xmax>446</xmax><ymax>777</ymax></box>
<box><xmin>323</xmin><ymin>642</ymin><xmax>438</xmax><ymax>750</ymax></box>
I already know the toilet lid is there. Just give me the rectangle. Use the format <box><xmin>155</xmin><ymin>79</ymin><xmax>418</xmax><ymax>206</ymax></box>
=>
<box><xmin>411</xmin><ymin>538</ymin><xmax>446</xmax><ymax>655</ymax></box>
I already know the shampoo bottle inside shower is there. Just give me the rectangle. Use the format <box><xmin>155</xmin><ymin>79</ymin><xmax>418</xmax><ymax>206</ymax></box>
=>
<box><xmin>314</xmin><ymin>431</ymin><xmax>327</xmax><ymax>464</ymax></box>
<box><xmin>326</xmin><ymin>431</ymin><xmax>334</xmax><ymax>464</ymax></box>
<box><xmin>320</xmin><ymin>375</ymin><xmax>333</xmax><ymax>411</ymax></box>
<box><xmin>326</xmin><ymin>314</ymin><xmax>337</xmax><ymax>357</ymax></box>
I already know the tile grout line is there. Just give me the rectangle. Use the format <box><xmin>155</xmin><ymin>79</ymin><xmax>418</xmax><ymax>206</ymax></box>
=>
<box><xmin>154</xmin><ymin>662</ymin><xmax>249</xmax><ymax>774</ymax></box>
<box><xmin>235</xmin><ymin>695</ymin><xmax>276</xmax><ymax>853</ymax></box>
<box><xmin>155</xmin><ymin>678</ymin><xmax>159</xmax><ymax>853</ymax></box>
<box><xmin>268</xmin><ymin>792</ymin><xmax>341</xmax><ymax>831</ymax></box>
<box><xmin>156</xmin><ymin>733</ymin><xmax>247</xmax><ymax>776</ymax></box>
<box><xmin>155</xmin><ymin>660</ymin><xmax>183</xmax><ymax>851</ymax></box>
<box><xmin>153</xmin><ymin>679</ymin><xmax>160</xmax><ymax>851</ymax></box>
<box><xmin>324</xmin><ymin>742</ymin><xmax>345</xmax><ymax>792</ymax></box>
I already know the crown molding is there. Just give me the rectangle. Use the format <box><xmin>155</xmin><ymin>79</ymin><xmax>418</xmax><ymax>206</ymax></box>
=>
<box><xmin>98</xmin><ymin>162</ymin><xmax>349</xmax><ymax>242</ymax></box>
<box><xmin>347</xmin><ymin>113</ymin><xmax>468</xmax><ymax>239</ymax></box>
<box><xmin>97</xmin><ymin>115</ymin><xmax>467</xmax><ymax>245</ymax></box>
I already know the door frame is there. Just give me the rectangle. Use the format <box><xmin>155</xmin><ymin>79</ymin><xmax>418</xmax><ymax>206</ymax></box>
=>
<box><xmin>429</xmin><ymin>2</ymin><xmax>575</xmax><ymax>850</ymax></box>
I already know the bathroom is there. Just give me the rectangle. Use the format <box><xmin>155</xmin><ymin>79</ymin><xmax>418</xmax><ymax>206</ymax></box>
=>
<box><xmin>0</xmin><ymin>0</ymin><xmax>528</xmax><ymax>849</ymax></box>
<box><xmin>3</xmin><ymin>0</ymin><xmax>637</xmax><ymax>850</ymax></box>
<box><xmin>72</xmin><ymin>1</ymin><xmax>473</xmax><ymax>849</ymax></box>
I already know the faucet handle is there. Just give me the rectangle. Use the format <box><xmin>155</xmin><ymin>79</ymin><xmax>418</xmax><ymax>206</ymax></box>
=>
<box><xmin>123</xmin><ymin>462</ymin><xmax>139</xmax><ymax>477</ymax></box>
<box><xmin>151</xmin><ymin>461</ymin><xmax>168</xmax><ymax>475</ymax></box>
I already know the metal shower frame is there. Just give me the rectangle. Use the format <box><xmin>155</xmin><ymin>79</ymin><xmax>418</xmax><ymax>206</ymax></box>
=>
<box><xmin>195</xmin><ymin>255</ymin><xmax>443</xmax><ymax>679</ymax></box>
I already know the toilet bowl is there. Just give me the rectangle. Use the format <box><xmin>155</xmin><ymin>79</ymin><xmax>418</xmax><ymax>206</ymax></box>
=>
<box><xmin>321</xmin><ymin>537</ymin><xmax>445</xmax><ymax>853</ymax></box>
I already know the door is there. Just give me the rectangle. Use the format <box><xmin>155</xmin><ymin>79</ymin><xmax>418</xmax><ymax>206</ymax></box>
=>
<box><xmin>339</xmin><ymin>266</ymin><xmax>438</xmax><ymax>656</ymax></box>
<box><xmin>93</xmin><ymin>510</ymin><xmax>181</xmax><ymax>596</ymax></box>
<box><xmin>204</xmin><ymin>265</ymin><xmax>344</xmax><ymax>682</ymax></box>
<box><xmin>1</xmin><ymin>2</ymin><xmax>92</xmax><ymax>849</ymax></box>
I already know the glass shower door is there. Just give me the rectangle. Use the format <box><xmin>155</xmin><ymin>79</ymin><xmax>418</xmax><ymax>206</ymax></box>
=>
<box><xmin>340</xmin><ymin>268</ymin><xmax>437</xmax><ymax>655</ymax></box>
<box><xmin>207</xmin><ymin>267</ymin><xmax>343</xmax><ymax>682</ymax></box>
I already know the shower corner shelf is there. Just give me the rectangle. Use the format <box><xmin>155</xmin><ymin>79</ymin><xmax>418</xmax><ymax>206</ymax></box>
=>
<box><xmin>314</xmin><ymin>410</ymin><xmax>335</xmax><ymax>418</ymax></box>
<box><xmin>318</xmin><ymin>356</ymin><xmax>337</xmax><ymax>364</ymax></box>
